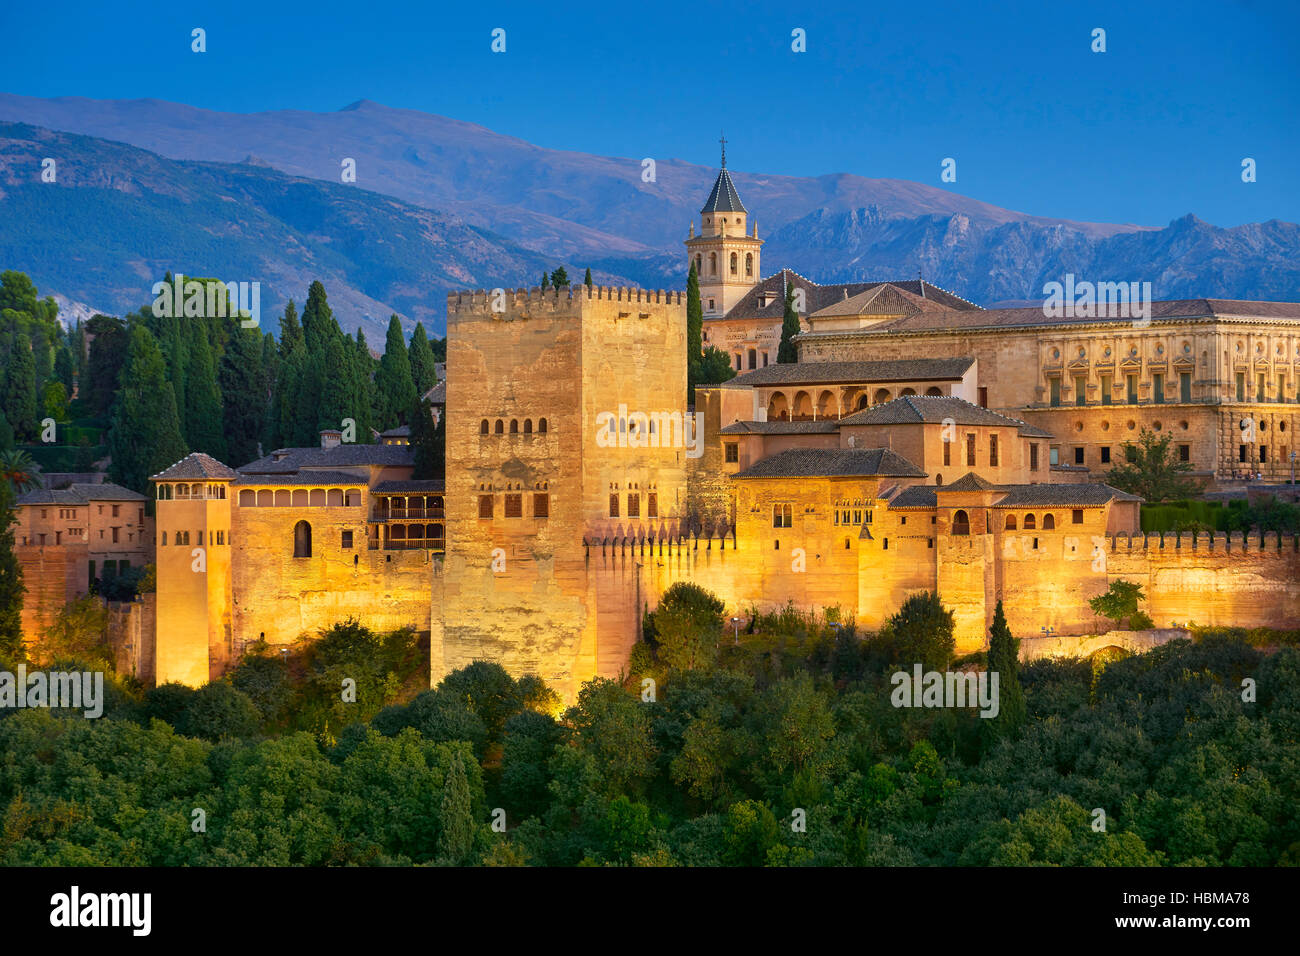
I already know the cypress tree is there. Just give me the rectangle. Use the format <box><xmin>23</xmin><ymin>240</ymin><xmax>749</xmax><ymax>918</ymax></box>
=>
<box><xmin>438</xmin><ymin>749</ymin><xmax>475</xmax><ymax>864</ymax></box>
<box><xmin>219</xmin><ymin>327</ymin><xmax>265</xmax><ymax>467</ymax></box>
<box><xmin>278</xmin><ymin>300</ymin><xmax>303</xmax><ymax>358</ymax></box>
<box><xmin>0</xmin><ymin>481</ymin><xmax>23</xmax><ymax>663</ymax></box>
<box><xmin>108</xmin><ymin>325</ymin><xmax>188</xmax><ymax>494</ymax></box>
<box><xmin>54</xmin><ymin>341</ymin><xmax>75</xmax><ymax>395</ymax></box>
<box><xmin>540</xmin><ymin>272</ymin><xmax>550</xmax><ymax>291</ymax></box>
<box><xmin>85</xmin><ymin>314</ymin><xmax>129</xmax><ymax>419</ymax></box>
<box><xmin>300</xmin><ymin>281</ymin><xmax>334</xmax><ymax>354</ymax></box>
<box><xmin>777</xmin><ymin>278</ymin><xmax>800</xmax><ymax>364</ymax></box>
<box><xmin>30</xmin><ymin>325</ymin><xmax>52</xmax><ymax>402</ymax></box>
<box><xmin>374</xmin><ymin>315</ymin><xmax>417</xmax><ymax>430</ymax></box>
<box><xmin>408</xmin><ymin>323</ymin><xmax>437</xmax><ymax>396</ymax></box>
<box><xmin>277</xmin><ymin>340</ymin><xmax>309</xmax><ymax>448</ymax></box>
<box><xmin>0</xmin><ymin>331</ymin><xmax>38</xmax><ymax>440</ymax></box>
<box><xmin>985</xmin><ymin>601</ymin><xmax>1027</xmax><ymax>740</ymax></box>
<box><xmin>259</xmin><ymin>332</ymin><xmax>279</xmax><ymax>454</ymax></box>
<box><xmin>183</xmin><ymin>321</ymin><xmax>226</xmax><ymax>459</ymax></box>
<box><xmin>348</xmin><ymin>330</ymin><xmax>376</xmax><ymax>441</ymax></box>
<box><xmin>410</xmin><ymin>396</ymin><xmax>443</xmax><ymax>479</ymax></box>
<box><xmin>584</xmin><ymin>267</ymin><xmax>593</xmax><ymax>287</ymax></box>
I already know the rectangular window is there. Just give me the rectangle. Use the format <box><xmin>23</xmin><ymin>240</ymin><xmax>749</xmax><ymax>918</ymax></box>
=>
<box><xmin>1281</xmin><ymin>376</ymin><xmax>1288</xmax><ymax>403</ymax></box>
<box><xmin>1049</xmin><ymin>378</ymin><xmax>1061</xmax><ymax>407</ymax></box>
<box><xmin>1153</xmin><ymin>373</ymin><xmax>1164</xmax><ymax>404</ymax></box>
<box><xmin>989</xmin><ymin>435</ymin><xmax>999</xmax><ymax>467</ymax></box>
<box><xmin>1236</xmin><ymin>372</ymin><xmax>1246</xmax><ymax>402</ymax></box>
<box><xmin>1072</xmin><ymin>509</ymin><xmax>1084</xmax><ymax>524</ymax></box>
<box><xmin>112</xmin><ymin>505</ymin><xmax>120</xmax><ymax>517</ymax></box>
<box><xmin>1257</xmin><ymin>373</ymin><xmax>1266</xmax><ymax>403</ymax></box>
<box><xmin>647</xmin><ymin>493</ymin><xmax>658</xmax><ymax>518</ymax></box>
<box><xmin>966</xmin><ymin>434</ymin><xmax>976</xmax><ymax>467</ymax></box>
<box><xmin>979</xmin><ymin>387</ymin><xmax>988</xmax><ymax>408</ymax></box>
<box><xmin>1074</xmin><ymin>447</ymin><xmax>1085</xmax><ymax>465</ymax></box>
<box><xmin>478</xmin><ymin>495</ymin><xmax>494</xmax><ymax>519</ymax></box>
<box><xmin>1180</xmin><ymin>371</ymin><xmax>1192</xmax><ymax>402</ymax></box>
<box><xmin>1261</xmin><ymin>446</ymin><xmax>1268</xmax><ymax>463</ymax></box>
<box><xmin>627</xmin><ymin>493</ymin><xmax>640</xmax><ymax>518</ymax></box>
<box><xmin>534</xmin><ymin>493</ymin><xmax>549</xmax><ymax>519</ymax></box>
<box><xmin>341</xmin><ymin>530</ymin><xmax>353</xmax><ymax>548</ymax></box>
<box><xmin>197</xmin><ymin>530</ymin><xmax>203</xmax><ymax>546</ymax></box>
<box><xmin>748</xmin><ymin>349</ymin><xmax>757</xmax><ymax>370</ymax></box>
<box><xmin>1179</xmin><ymin>444</ymin><xmax>1190</xmax><ymax>462</ymax></box>
<box><xmin>1030</xmin><ymin>443</ymin><xmax>1039</xmax><ymax>472</ymax></box>
<box><xmin>1126</xmin><ymin>374</ymin><xmax>1138</xmax><ymax>405</ymax></box>
<box><xmin>505</xmin><ymin>494</ymin><xmax>523</xmax><ymax>518</ymax></box>
<box><xmin>112</xmin><ymin>527</ymin><xmax>120</xmax><ymax>543</ymax></box>
<box><xmin>1074</xmin><ymin>376</ymin><xmax>1086</xmax><ymax>406</ymax></box>
<box><xmin>1050</xmin><ymin>446</ymin><xmax>1060</xmax><ymax>466</ymax></box>
<box><xmin>1101</xmin><ymin>375</ymin><xmax>1112</xmax><ymax>405</ymax></box>
<box><xmin>1240</xmin><ymin>444</ymin><xmax>1248</xmax><ymax>463</ymax></box>
<box><xmin>943</xmin><ymin>441</ymin><xmax>951</xmax><ymax>466</ymax></box>
<box><xmin>609</xmin><ymin>494</ymin><xmax>619</xmax><ymax>518</ymax></box>
<box><xmin>160</xmin><ymin>532</ymin><xmax>167</xmax><ymax>546</ymax></box>
<box><xmin>724</xmin><ymin>443</ymin><xmax>738</xmax><ymax>463</ymax></box>
<box><xmin>1100</xmin><ymin>446</ymin><xmax>1111</xmax><ymax>464</ymax></box>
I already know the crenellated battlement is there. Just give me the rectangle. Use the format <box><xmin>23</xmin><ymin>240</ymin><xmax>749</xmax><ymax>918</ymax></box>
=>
<box><xmin>447</xmin><ymin>285</ymin><xmax>684</xmax><ymax>316</ymax></box>
<box><xmin>1106</xmin><ymin>530</ymin><xmax>1299</xmax><ymax>553</ymax></box>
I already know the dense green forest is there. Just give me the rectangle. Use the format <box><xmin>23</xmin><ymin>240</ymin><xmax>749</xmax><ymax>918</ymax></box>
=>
<box><xmin>2</xmin><ymin>587</ymin><xmax>1296</xmax><ymax>867</ymax></box>
<box><xmin>0</xmin><ymin>271</ymin><xmax>446</xmax><ymax>492</ymax></box>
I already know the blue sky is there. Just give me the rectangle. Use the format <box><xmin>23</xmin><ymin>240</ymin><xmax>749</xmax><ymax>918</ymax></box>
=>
<box><xmin>2</xmin><ymin>0</ymin><xmax>1297</xmax><ymax>227</ymax></box>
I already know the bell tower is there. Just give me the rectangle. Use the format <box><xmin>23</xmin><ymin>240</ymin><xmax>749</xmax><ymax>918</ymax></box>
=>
<box><xmin>685</xmin><ymin>136</ymin><xmax>763</xmax><ymax>316</ymax></box>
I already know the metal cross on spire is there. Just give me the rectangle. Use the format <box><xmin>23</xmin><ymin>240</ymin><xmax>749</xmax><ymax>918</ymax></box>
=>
<box><xmin>719</xmin><ymin>132</ymin><xmax>727</xmax><ymax>168</ymax></box>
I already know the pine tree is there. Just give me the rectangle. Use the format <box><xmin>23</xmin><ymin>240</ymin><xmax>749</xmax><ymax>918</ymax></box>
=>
<box><xmin>0</xmin><ymin>331</ymin><xmax>39</xmax><ymax>440</ymax></box>
<box><xmin>777</xmin><ymin>278</ymin><xmax>800</xmax><ymax>364</ymax></box>
<box><xmin>550</xmin><ymin>267</ymin><xmax>570</xmax><ymax>288</ymax></box>
<box><xmin>183</xmin><ymin>321</ymin><xmax>226</xmax><ymax>459</ymax></box>
<box><xmin>219</xmin><ymin>327</ymin><xmax>266</xmax><ymax>467</ymax></box>
<box><xmin>584</xmin><ymin>267</ymin><xmax>593</xmax><ymax>287</ymax></box>
<box><xmin>108</xmin><ymin>325</ymin><xmax>188</xmax><ymax>494</ymax></box>
<box><xmin>374</xmin><ymin>315</ymin><xmax>418</xmax><ymax>430</ymax></box>
<box><xmin>0</xmin><ymin>481</ymin><xmax>24</xmax><ymax>663</ymax></box>
<box><xmin>985</xmin><ymin>601</ymin><xmax>1027</xmax><ymax>740</ymax></box>
<box><xmin>410</xmin><ymin>396</ymin><xmax>443</xmax><ymax>479</ymax></box>
<box><xmin>438</xmin><ymin>748</ymin><xmax>475</xmax><ymax>864</ymax></box>
<box><xmin>408</xmin><ymin>323</ymin><xmax>437</xmax><ymax>396</ymax></box>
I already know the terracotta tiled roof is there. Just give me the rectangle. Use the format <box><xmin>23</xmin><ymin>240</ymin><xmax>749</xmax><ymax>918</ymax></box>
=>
<box><xmin>239</xmin><ymin>444</ymin><xmax>414</xmax><ymax>473</ymax></box>
<box><xmin>233</xmin><ymin>470</ymin><xmax>368</xmax><ymax>486</ymax></box>
<box><xmin>372</xmin><ymin>480</ymin><xmax>447</xmax><ymax>494</ymax></box>
<box><xmin>888</xmin><ymin>481</ymin><xmax>1142</xmax><ymax>510</ymax></box>
<box><xmin>939</xmin><ymin>472</ymin><xmax>998</xmax><ymax>492</ymax></box>
<box><xmin>733</xmin><ymin>447</ymin><xmax>925</xmax><ymax>479</ymax></box>
<box><xmin>711</xmin><ymin>270</ymin><xmax>980</xmax><ymax>322</ymax></box>
<box><xmin>718</xmin><ymin>420</ymin><xmax>840</xmax><ymax>435</ymax></box>
<box><xmin>840</xmin><ymin>395</ymin><xmax>1033</xmax><ymax>431</ymax></box>
<box><xmin>722</xmin><ymin>358</ymin><xmax>974</xmax><ymax>388</ymax></box>
<box><xmin>150</xmin><ymin>452</ymin><xmax>239</xmax><ymax>481</ymax></box>
<box><xmin>17</xmin><ymin>482</ymin><xmax>146</xmax><ymax>505</ymax></box>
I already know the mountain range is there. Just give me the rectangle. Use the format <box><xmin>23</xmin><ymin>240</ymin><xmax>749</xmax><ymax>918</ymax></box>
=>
<box><xmin>1</xmin><ymin>93</ymin><xmax>1298</xmax><ymax>340</ymax></box>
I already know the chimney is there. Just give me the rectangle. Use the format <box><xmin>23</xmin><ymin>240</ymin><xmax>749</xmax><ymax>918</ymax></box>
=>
<box><xmin>319</xmin><ymin>429</ymin><xmax>343</xmax><ymax>449</ymax></box>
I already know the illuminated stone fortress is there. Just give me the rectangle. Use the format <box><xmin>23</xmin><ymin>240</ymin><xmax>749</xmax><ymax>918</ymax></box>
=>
<box><xmin>94</xmin><ymin>158</ymin><xmax>1300</xmax><ymax>695</ymax></box>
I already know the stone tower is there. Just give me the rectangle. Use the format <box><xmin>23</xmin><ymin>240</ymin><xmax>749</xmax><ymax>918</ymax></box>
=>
<box><xmin>435</xmin><ymin>284</ymin><xmax>688</xmax><ymax>701</ymax></box>
<box><xmin>684</xmin><ymin>138</ymin><xmax>763</xmax><ymax>316</ymax></box>
<box><xmin>151</xmin><ymin>453</ymin><xmax>236</xmax><ymax>686</ymax></box>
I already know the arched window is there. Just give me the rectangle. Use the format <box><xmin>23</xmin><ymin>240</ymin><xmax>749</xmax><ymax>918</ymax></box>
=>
<box><xmin>767</xmin><ymin>392</ymin><xmax>789</xmax><ymax>421</ymax></box>
<box><xmin>952</xmin><ymin>510</ymin><xmax>971</xmax><ymax>535</ymax></box>
<box><xmin>538</xmin><ymin>418</ymin><xmax>548</xmax><ymax>433</ymax></box>
<box><xmin>745</xmin><ymin>253</ymin><xmax>753</xmax><ymax>276</ymax></box>
<box><xmin>494</xmin><ymin>419</ymin><xmax>504</xmax><ymax>434</ymax></box>
<box><xmin>694</xmin><ymin>254</ymin><xmax>702</xmax><ymax>275</ymax></box>
<box><xmin>524</xmin><ymin>419</ymin><xmax>533</xmax><ymax>434</ymax></box>
<box><xmin>709</xmin><ymin>252</ymin><xmax>717</xmax><ymax>275</ymax></box>
<box><xmin>1005</xmin><ymin>514</ymin><xmax>1017</xmax><ymax>530</ymax></box>
<box><xmin>1043</xmin><ymin>513</ymin><xmax>1056</xmax><ymax>530</ymax></box>
<box><xmin>874</xmin><ymin>388</ymin><xmax>892</xmax><ymax>404</ymax></box>
<box><xmin>730</xmin><ymin>252</ymin><xmax>738</xmax><ymax>275</ymax></box>
<box><xmin>925</xmin><ymin>386</ymin><xmax>943</xmax><ymax>396</ymax></box>
<box><xmin>900</xmin><ymin>387</ymin><xmax>917</xmax><ymax>397</ymax></box>
<box><xmin>177</xmin><ymin>483</ymin><xmax>189</xmax><ymax>497</ymax></box>
<box><xmin>293</xmin><ymin>520</ymin><xmax>312</xmax><ymax>558</ymax></box>
<box><xmin>855</xmin><ymin>394</ymin><xmax>869</xmax><ymax>411</ymax></box>
<box><xmin>480</xmin><ymin>419</ymin><xmax>489</xmax><ymax>434</ymax></box>
<box><xmin>160</xmin><ymin>531</ymin><xmax>167</xmax><ymax>546</ymax></box>
<box><xmin>510</xmin><ymin>419</ymin><xmax>519</xmax><ymax>434</ymax></box>
<box><xmin>1024</xmin><ymin>514</ymin><xmax>1037</xmax><ymax>530</ymax></box>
